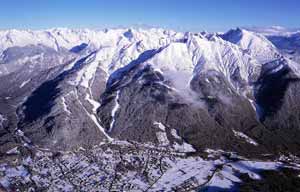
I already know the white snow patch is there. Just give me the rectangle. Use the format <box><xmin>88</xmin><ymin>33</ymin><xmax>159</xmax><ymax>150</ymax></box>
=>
<box><xmin>61</xmin><ymin>97</ymin><xmax>71</xmax><ymax>115</ymax></box>
<box><xmin>15</xmin><ymin>129</ymin><xmax>32</xmax><ymax>145</ymax></box>
<box><xmin>153</xmin><ymin>157</ymin><xmax>215</xmax><ymax>191</ymax></box>
<box><xmin>153</xmin><ymin>67</ymin><xmax>164</xmax><ymax>74</ymax></box>
<box><xmin>19</xmin><ymin>79</ymin><xmax>31</xmax><ymax>88</ymax></box>
<box><xmin>156</xmin><ymin>131</ymin><xmax>169</xmax><ymax>146</ymax></box>
<box><xmin>206</xmin><ymin>165</ymin><xmax>240</xmax><ymax>190</ymax></box>
<box><xmin>16</xmin><ymin>129</ymin><xmax>24</xmax><ymax>137</ymax></box>
<box><xmin>248</xmin><ymin>98</ymin><xmax>257</xmax><ymax>112</ymax></box>
<box><xmin>0</xmin><ymin>114</ymin><xmax>6</xmax><ymax>127</ymax></box>
<box><xmin>130</xmin><ymin>178</ymin><xmax>149</xmax><ymax>190</ymax></box>
<box><xmin>171</xmin><ymin>129</ymin><xmax>196</xmax><ymax>152</ymax></box>
<box><xmin>173</xmin><ymin>142</ymin><xmax>196</xmax><ymax>153</ymax></box>
<box><xmin>85</xmin><ymin>94</ymin><xmax>100</xmax><ymax>113</ymax></box>
<box><xmin>229</xmin><ymin>161</ymin><xmax>280</xmax><ymax>180</ymax></box>
<box><xmin>109</xmin><ymin>91</ymin><xmax>120</xmax><ymax>132</ymax></box>
<box><xmin>170</xmin><ymin>128</ymin><xmax>181</xmax><ymax>139</ymax></box>
<box><xmin>153</xmin><ymin>121</ymin><xmax>166</xmax><ymax>131</ymax></box>
<box><xmin>75</xmin><ymin>90</ymin><xmax>112</xmax><ymax>141</ymax></box>
<box><xmin>80</xmin><ymin>59</ymin><xmax>99</xmax><ymax>88</ymax></box>
<box><xmin>110</xmin><ymin>140</ymin><xmax>132</xmax><ymax>146</ymax></box>
<box><xmin>153</xmin><ymin>121</ymin><xmax>170</xmax><ymax>146</ymax></box>
<box><xmin>203</xmin><ymin>160</ymin><xmax>280</xmax><ymax>190</ymax></box>
<box><xmin>6</xmin><ymin>147</ymin><xmax>20</xmax><ymax>155</ymax></box>
<box><xmin>233</xmin><ymin>130</ymin><xmax>258</xmax><ymax>146</ymax></box>
<box><xmin>270</xmin><ymin>63</ymin><xmax>284</xmax><ymax>74</ymax></box>
<box><xmin>90</xmin><ymin>114</ymin><xmax>112</xmax><ymax>141</ymax></box>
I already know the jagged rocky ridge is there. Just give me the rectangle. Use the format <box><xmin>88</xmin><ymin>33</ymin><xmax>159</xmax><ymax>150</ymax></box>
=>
<box><xmin>1</xmin><ymin>27</ymin><xmax>300</xmax><ymax>191</ymax></box>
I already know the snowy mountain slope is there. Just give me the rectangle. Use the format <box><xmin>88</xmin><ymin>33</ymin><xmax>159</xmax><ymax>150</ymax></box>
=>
<box><xmin>2</xmin><ymin>29</ymin><xmax>185</xmax><ymax>150</ymax></box>
<box><xmin>220</xmin><ymin>28</ymin><xmax>280</xmax><ymax>63</ymax></box>
<box><xmin>95</xmin><ymin>31</ymin><xmax>294</xmax><ymax>157</ymax></box>
<box><xmin>0</xmin><ymin>44</ymin><xmax>74</xmax><ymax>76</ymax></box>
<box><xmin>239</xmin><ymin>26</ymin><xmax>300</xmax><ymax>64</ymax></box>
<box><xmin>267</xmin><ymin>32</ymin><xmax>300</xmax><ymax>63</ymax></box>
<box><xmin>0</xmin><ymin>28</ymin><xmax>186</xmax><ymax>78</ymax></box>
<box><xmin>0</xmin><ymin>28</ymin><xmax>183</xmax><ymax>54</ymax></box>
<box><xmin>16</xmin><ymin>52</ymin><xmax>111</xmax><ymax>149</ymax></box>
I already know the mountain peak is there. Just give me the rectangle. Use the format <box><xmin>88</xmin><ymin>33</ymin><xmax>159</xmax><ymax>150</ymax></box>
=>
<box><xmin>220</xmin><ymin>28</ymin><xmax>279</xmax><ymax>63</ymax></box>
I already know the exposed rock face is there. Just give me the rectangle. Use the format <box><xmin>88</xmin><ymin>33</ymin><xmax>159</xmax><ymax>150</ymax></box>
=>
<box><xmin>254</xmin><ymin>61</ymin><xmax>300</xmax><ymax>155</ymax></box>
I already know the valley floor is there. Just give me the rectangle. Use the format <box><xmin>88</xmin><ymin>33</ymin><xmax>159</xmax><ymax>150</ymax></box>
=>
<box><xmin>1</xmin><ymin>141</ymin><xmax>299</xmax><ymax>192</ymax></box>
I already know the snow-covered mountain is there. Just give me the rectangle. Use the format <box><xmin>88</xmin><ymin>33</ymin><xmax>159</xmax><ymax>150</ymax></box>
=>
<box><xmin>245</xmin><ymin>26</ymin><xmax>300</xmax><ymax>63</ymax></box>
<box><xmin>1</xmin><ymin>26</ymin><xmax>299</xmax><ymax>153</ymax></box>
<box><xmin>220</xmin><ymin>28</ymin><xmax>280</xmax><ymax>63</ymax></box>
<box><xmin>1</xmin><ymin>27</ymin><xmax>300</xmax><ymax>191</ymax></box>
